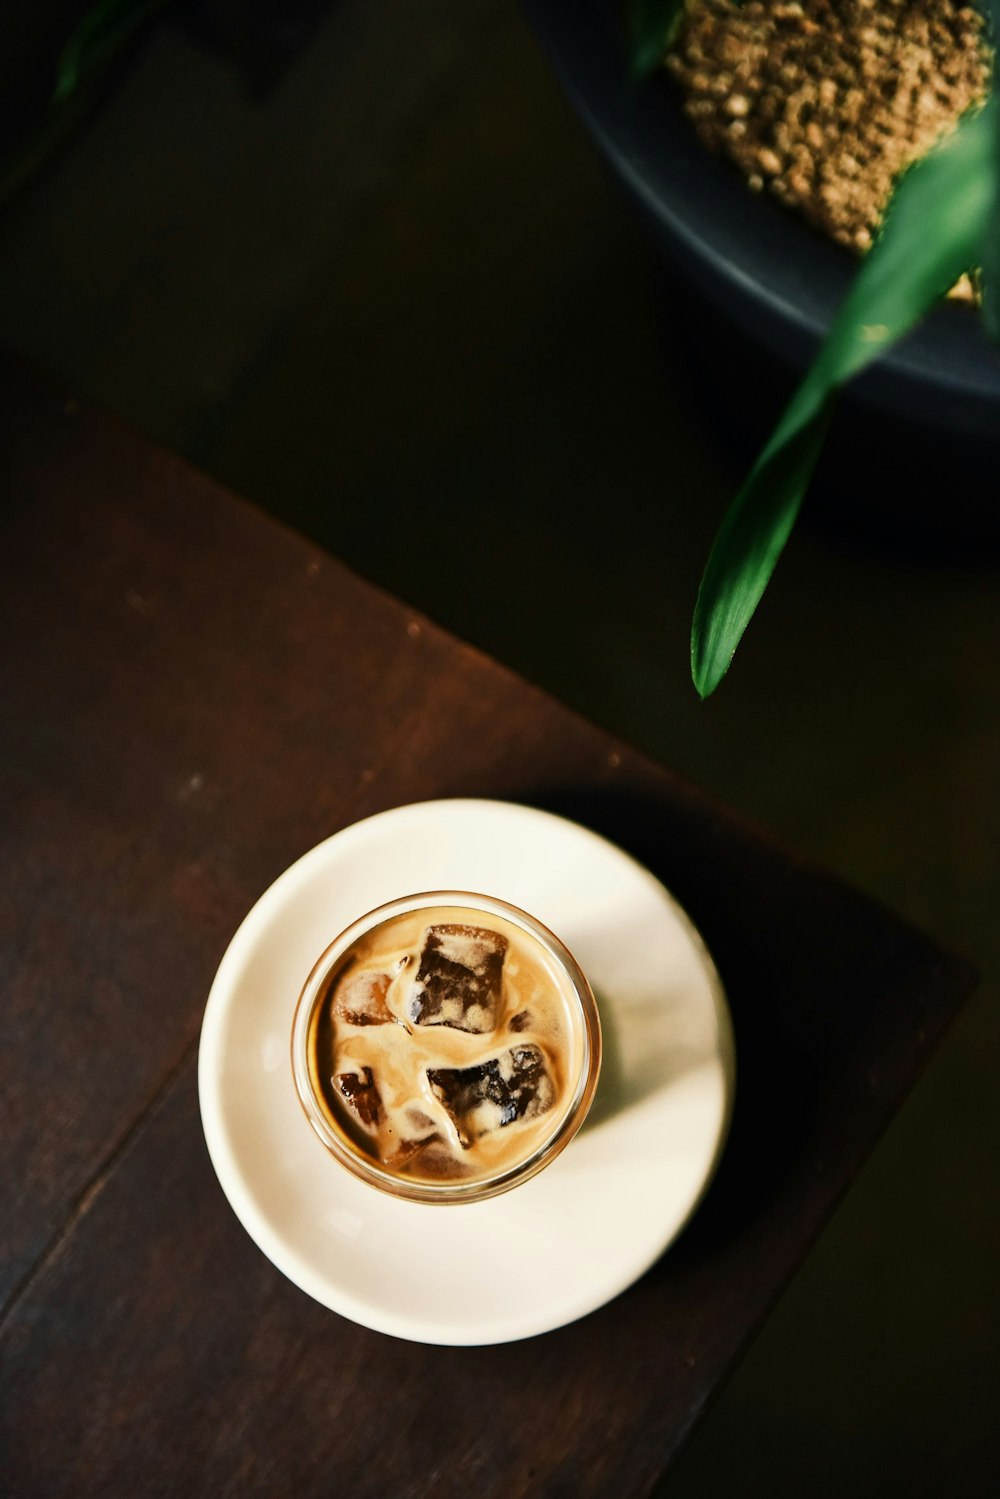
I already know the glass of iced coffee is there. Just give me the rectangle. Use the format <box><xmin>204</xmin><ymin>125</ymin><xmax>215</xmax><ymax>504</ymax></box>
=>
<box><xmin>291</xmin><ymin>891</ymin><xmax>602</xmax><ymax>1204</ymax></box>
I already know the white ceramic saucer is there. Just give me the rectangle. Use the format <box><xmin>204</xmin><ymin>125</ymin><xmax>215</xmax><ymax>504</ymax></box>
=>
<box><xmin>198</xmin><ymin>799</ymin><xmax>735</xmax><ymax>1345</ymax></box>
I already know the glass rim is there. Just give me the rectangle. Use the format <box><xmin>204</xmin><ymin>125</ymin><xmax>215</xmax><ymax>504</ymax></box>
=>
<box><xmin>290</xmin><ymin>890</ymin><xmax>602</xmax><ymax>1205</ymax></box>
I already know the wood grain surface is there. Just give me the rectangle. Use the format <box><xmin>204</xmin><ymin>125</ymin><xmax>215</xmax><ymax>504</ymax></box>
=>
<box><xmin>0</xmin><ymin>352</ymin><xmax>976</xmax><ymax>1497</ymax></box>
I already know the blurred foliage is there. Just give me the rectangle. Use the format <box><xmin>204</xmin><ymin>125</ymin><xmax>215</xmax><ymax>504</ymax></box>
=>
<box><xmin>981</xmin><ymin>2</ymin><xmax>1000</xmax><ymax>340</ymax></box>
<box><xmin>0</xmin><ymin>0</ymin><xmax>333</xmax><ymax>203</ymax></box>
<box><xmin>627</xmin><ymin>0</ymin><xmax>685</xmax><ymax>78</ymax></box>
<box><xmin>53</xmin><ymin>0</ymin><xmax>162</xmax><ymax>103</ymax></box>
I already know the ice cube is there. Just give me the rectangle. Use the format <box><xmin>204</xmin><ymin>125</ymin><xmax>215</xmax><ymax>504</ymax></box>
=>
<box><xmin>379</xmin><ymin>1106</ymin><xmax>438</xmax><ymax>1170</ymax></box>
<box><xmin>332</xmin><ymin>969</ymin><xmax>394</xmax><ymax>1026</ymax></box>
<box><xmin>408</xmin><ymin>923</ymin><xmax>507</xmax><ymax>1033</ymax></box>
<box><xmin>333</xmin><ymin>1067</ymin><xmax>382</xmax><ymax>1133</ymax></box>
<box><xmin>426</xmin><ymin>1044</ymin><xmax>555</xmax><ymax>1147</ymax></box>
<box><xmin>382</xmin><ymin>1133</ymin><xmax>468</xmax><ymax>1179</ymax></box>
<box><xmin>399</xmin><ymin>1136</ymin><xmax>470</xmax><ymax>1179</ymax></box>
<box><xmin>381</xmin><ymin>1134</ymin><xmax>429</xmax><ymax>1171</ymax></box>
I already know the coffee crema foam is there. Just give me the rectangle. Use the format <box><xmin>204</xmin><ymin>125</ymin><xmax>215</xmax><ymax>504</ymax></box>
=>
<box><xmin>308</xmin><ymin>905</ymin><xmax>583</xmax><ymax>1185</ymax></box>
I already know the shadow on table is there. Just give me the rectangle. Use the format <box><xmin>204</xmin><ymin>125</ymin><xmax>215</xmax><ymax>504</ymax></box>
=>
<box><xmin>580</xmin><ymin>983</ymin><xmax>711</xmax><ymax>1135</ymax></box>
<box><xmin>515</xmin><ymin>779</ymin><xmax>934</xmax><ymax>1276</ymax></box>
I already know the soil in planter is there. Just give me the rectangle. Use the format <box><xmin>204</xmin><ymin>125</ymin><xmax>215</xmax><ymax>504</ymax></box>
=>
<box><xmin>667</xmin><ymin>0</ymin><xmax>988</xmax><ymax>282</ymax></box>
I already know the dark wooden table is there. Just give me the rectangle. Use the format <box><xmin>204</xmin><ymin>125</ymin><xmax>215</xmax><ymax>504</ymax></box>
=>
<box><xmin>0</xmin><ymin>353</ymin><xmax>976</xmax><ymax>1497</ymax></box>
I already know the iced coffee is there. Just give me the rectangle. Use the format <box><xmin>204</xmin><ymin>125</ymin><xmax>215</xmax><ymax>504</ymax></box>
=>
<box><xmin>293</xmin><ymin>894</ymin><xmax>601</xmax><ymax>1201</ymax></box>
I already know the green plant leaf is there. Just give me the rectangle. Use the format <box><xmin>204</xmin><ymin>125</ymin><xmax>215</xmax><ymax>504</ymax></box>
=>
<box><xmin>627</xmin><ymin>0</ymin><xmax>685</xmax><ymax>80</ymax></box>
<box><xmin>53</xmin><ymin>0</ymin><xmax>160</xmax><ymax>105</ymax></box>
<box><xmin>691</xmin><ymin>99</ymin><xmax>996</xmax><ymax>698</ymax></box>
<box><xmin>979</xmin><ymin>2</ymin><xmax>1000</xmax><ymax>342</ymax></box>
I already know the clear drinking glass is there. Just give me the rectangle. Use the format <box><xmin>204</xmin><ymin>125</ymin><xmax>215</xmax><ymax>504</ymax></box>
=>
<box><xmin>291</xmin><ymin>890</ymin><xmax>602</xmax><ymax>1204</ymax></box>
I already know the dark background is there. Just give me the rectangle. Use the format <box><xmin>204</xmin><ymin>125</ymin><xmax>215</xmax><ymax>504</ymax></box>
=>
<box><xmin>1</xmin><ymin>2</ymin><xmax>997</xmax><ymax>1492</ymax></box>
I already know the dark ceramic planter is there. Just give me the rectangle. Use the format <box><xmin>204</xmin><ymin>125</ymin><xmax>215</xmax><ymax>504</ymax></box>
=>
<box><xmin>523</xmin><ymin>0</ymin><xmax>1000</xmax><ymax>451</ymax></box>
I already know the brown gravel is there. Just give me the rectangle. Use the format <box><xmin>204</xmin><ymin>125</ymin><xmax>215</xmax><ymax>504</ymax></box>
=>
<box><xmin>666</xmin><ymin>0</ymin><xmax>989</xmax><ymax>257</ymax></box>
